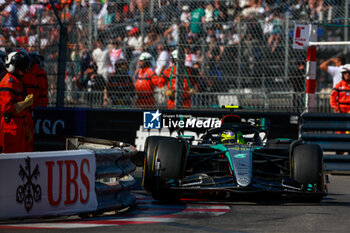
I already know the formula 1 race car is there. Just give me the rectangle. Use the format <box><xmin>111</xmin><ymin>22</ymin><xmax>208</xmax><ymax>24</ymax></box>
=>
<box><xmin>142</xmin><ymin>113</ymin><xmax>327</xmax><ymax>203</ymax></box>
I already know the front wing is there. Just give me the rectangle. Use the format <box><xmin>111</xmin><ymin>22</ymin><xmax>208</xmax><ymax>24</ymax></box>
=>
<box><xmin>166</xmin><ymin>175</ymin><xmax>326</xmax><ymax>197</ymax></box>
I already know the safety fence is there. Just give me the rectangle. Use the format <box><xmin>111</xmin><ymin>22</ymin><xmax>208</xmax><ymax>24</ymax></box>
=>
<box><xmin>1</xmin><ymin>0</ymin><xmax>349</xmax><ymax>111</ymax></box>
<box><xmin>0</xmin><ymin>136</ymin><xmax>137</xmax><ymax>220</ymax></box>
<box><xmin>300</xmin><ymin>112</ymin><xmax>350</xmax><ymax>173</ymax></box>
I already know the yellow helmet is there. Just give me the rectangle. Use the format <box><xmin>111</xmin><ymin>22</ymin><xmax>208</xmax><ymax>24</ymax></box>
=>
<box><xmin>221</xmin><ymin>130</ymin><xmax>246</xmax><ymax>144</ymax></box>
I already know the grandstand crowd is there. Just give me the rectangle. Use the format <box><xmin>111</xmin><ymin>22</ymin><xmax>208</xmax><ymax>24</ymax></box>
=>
<box><xmin>0</xmin><ymin>0</ymin><xmax>345</xmax><ymax>108</ymax></box>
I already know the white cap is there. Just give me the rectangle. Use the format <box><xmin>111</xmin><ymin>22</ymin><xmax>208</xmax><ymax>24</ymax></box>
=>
<box><xmin>182</xmin><ymin>5</ymin><xmax>189</xmax><ymax>11</ymax></box>
<box><xmin>125</xmin><ymin>25</ymin><xmax>133</xmax><ymax>31</ymax></box>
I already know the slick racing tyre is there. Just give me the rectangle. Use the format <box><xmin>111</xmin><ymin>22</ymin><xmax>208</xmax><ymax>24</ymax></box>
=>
<box><xmin>142</xmin><ymin>136</ymin><xmax>172</xmax><ymax>193</ymax></box>
<box><xmin>291</xmin><ymin>144</ymin><xmax>324</xmax><ymax>202</ymax></box>
<box><xmin>152</xmin><ymin>138</ymin><xmax>187</xmax><ymax>201</ymax></box>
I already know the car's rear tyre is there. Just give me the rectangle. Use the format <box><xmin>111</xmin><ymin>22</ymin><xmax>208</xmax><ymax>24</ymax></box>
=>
<box><xmin>152</xmin><ymin>138</ymin><xmax>186</xmax><ymax>201</ymax></box>
<box><xmin>291</xmin><ymin>144</ymin><xmax>324</xmax><ymax>203</ymax></box>
<box><xmin>142</xmin><ymin>136</ymin><xmax>172</xmax><ymax>193</ymax></box>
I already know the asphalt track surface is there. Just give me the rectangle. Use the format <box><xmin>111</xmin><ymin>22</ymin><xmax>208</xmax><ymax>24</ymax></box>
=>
<box><xmin>1</xmin><ymin>167</ymin><xmax>350</xmax><ymax>233</ymax></box>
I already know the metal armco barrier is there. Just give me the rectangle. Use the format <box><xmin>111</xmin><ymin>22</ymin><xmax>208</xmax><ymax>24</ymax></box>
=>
<box><xmin>300</xmin><ymin>113</ymin><xmax>350</xmax><ymax>173</ymax></box>
<box><xmin>0</xmin><ymin>137</ymin><xmax>137</xmax><ymax>220</ymax></box>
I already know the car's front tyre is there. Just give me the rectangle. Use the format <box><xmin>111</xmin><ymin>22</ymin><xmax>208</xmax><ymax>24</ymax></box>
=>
<box><xmin>291</xmin><ymin>144</ymin><xmax>324</xmax><ymax>203</ymax></box>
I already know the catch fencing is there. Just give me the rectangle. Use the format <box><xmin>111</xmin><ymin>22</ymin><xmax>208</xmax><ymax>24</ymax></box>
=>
<box><xmin>2</xmin><ymin>0</ymin><xmax>350</xmax><ymax>111</ymax></box>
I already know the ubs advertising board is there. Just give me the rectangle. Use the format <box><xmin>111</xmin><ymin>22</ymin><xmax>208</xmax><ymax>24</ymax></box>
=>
<box><xmin>0</xmin><ymin>150</ymin><xmax>97</xmax><ymax>220</ymax></box>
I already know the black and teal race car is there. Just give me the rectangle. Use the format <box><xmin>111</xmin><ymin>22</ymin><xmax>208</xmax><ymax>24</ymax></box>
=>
<box><xmin>142</xmin><ymin>114</ymin><xmax>327</xmax><ymax>203</ymax></box>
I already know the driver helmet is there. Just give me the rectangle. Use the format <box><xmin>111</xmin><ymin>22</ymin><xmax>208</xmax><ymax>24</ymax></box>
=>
<box><xmin>221</xmin><ymin>130</ymin><xmax>246</xmax><ymax>144</ymax></box>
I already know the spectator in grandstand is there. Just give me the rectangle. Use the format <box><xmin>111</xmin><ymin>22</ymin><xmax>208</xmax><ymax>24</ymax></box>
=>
<box><xmin>130</xmin><ymin>0</ymin><xmax>149</xmax><ymax>15</ymax></box>
<box><xmin>77</xmin><ymin>42</ymin><xmax>89</xmax><ymax>72</ymax></box>
<box><xmin>267</xmin><ymin>11</ymin><xmax>283</xmax><ymax>53</ymax></box>
<box><xmin>60</xmin><ymin>0</ymin><xmax>75</xmax><ymax>23</ymax></box>
<box><xmin>106</xmin><ymin>59</ymin><xmax>135</xmax><ymax>107</ymax></box>
<box><xmin>320</xmin><ymin>56</ymin><xmax>345</xmax><ymax>88</ymax></box>
<box><xmin>109</xmin><ymin>3</ymin><xmax>127</xmax><ymax>38</ymax></box>
<box><xmin>0</xmin><ymin>28</ymin><xmax>12</xmax><ymax>51</ymax></box>
<box><xmin>205</xmin><ymin>25</ymin><xmax>215</xmax><ymax>43</ymax></box>
<box><xmin>126</xmin><ymin>27</ymin><xmax>142</xmax><ymax>59</ymax></box>
<box><xmin>184</xmin><ymin>45</ymin><xmax>198</xmax><ymax>68</ymax></box>
<box><xmin>0</xmin><ymin>0</ymin><xmax>10</xmax><ymax>11</ymax></box>
<box><xmin>315</xmin><ymin>0</ymin><xmax>331</xmax><ymax>21</ymax></box>
<box><xmin>96</xmin><ymin>0</ymin><xmax>108</xmax><ymax>31</ymax></box>
<box><xmin>306</xmin><ymin>0</ymin><xmax>327</xmax><ymax>21</ymax></box>
<box><xmin>85</xmin><ymin>61</ymin><xmax>106</xmax><ymax>107</ymax></box>
<box><xmin>206</xmin><ymin>34</ymin><xmax>224</xmax><ymax>92</ymax></box>
<box><xmin>155</xmin><ymin>43</ymin><xmax>170</xmax><ymax>76</ymax></box>
<box><xmin>2</xmin><ymin>0</ymin><xmax>20</xmax><ymax>31</ymax></box>
<box><xmin>192</xmin><ymin>56</ymin><xmax>206</xmax><ymax>108</ymax></box>
<box><xmin>102</xmin><ymin>1</ymin><xmax>116</xmax><ymax>31</ymax></box>
<box><xmin>92</xmin><ymin>38</ymin><xmax>110</xmax><ymax>83</ymax></box>
<box><xmin>72</xmin><ymin>43</ymin><xmax>90</xmax><ymax>103</ymax></box>
<box><xmin>26</xmin><ymin>25</ymin><xmax>37</xmax><ymax>48</ymax></box>
<box><xmin>190</xmin><ymin>2</ymin><xmax>205</xmax><ymax>37</ymax></box>
<box><xmin>239</xmin><ymin>0</ymin><xmax>253</xmax><ymax>9</ymax></box>
<box><xmin>263</xmin><ymin>5</ymin><xmax>274</xmax><ymax>38</ymax></box>
<box><xmin>16</xmin><ymin>27</ymin><xmax>29</xmax><ymax>48</ymax></box>
<box><xmin>108</xmin><ymin>38</ymin><xmax>125</xmax><ymax>74</ymax></box>
<box><xmin>154</xmin><ymin>43</ymin><xmax>170</xmax><ymax>106</ymax></box>
<box><xmin>241</xmin><ymin>0</ymin><xmax>264</xmax><ymax>19</ymax></box>
<box><xmin>205</xmin><ymin>3</ymin><xmax>214</xmax><ymax>23</ymax></box>
<box><xmin>163</xmin><ymin>17</ymin><xmax>179</xmax><ymax>47</ymax></box>
<box><xmin>228</xmin><ymin>26</ymin><xmax>240</xmax><ymax>45</ymax></box>
<box><xmin>74</xmin><ymin>1</ymin><xmax>89</xmax><ymax>28</ymax></box>
<box><xmin>144</xmin><ymin>21</ymin><xmax>162</xmax><ymax>56</ymax></box>
<box><xmin>180</xmin><ymin>4</ymin><xmax>191</xmax><ymax>29</ymax></box>
<box><xmin>330</xmin><ymin>64</ymin><xmax>350</xmax><ymax>114</ymax></box>
<box><xmin>17</xmin><ymin>0</ymin><xmax>30</xmax><ymax>26</ymax></box>
<box><xmin>134</xmin><ymin>52</ymin><xmax>159</xmax><ymax>108</ymax></box>
<box><xmin>213</xmin><ymin>0</ymin><xmax>228</xmax><ymax>22</ymax></box>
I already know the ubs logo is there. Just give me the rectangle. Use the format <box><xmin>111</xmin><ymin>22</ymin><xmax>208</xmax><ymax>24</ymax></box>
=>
<box><xmin>16</xmin><ymin>157</ymin><xmax>42</xmax><ymax>212</ymax></box>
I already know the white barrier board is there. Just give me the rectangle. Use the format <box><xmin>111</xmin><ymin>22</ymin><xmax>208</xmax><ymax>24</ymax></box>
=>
<box><xmin>0</xmin><ymin>150</ymin><xmax>97</xmax><ymax>220</ymax></box>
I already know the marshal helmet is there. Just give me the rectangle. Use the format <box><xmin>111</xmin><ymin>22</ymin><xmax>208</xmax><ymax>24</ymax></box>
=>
<box><xmin>341</xmin><ymin>64</ymin><xmax>350</xmax><ymax>73</ymax></box>
<box><xmin>171</xmin><ymin>50</ymin><xmax>178</xmax><ymax>60</ymax></box>
<box><xmin>5</xmin><ymin>51</ymin><xmax>31</xmax><ymax>73</ymax></box>
<box><xmin>139</xmin><ymin>52</ymin><xmax>153</xmax><ymax>61</ymax></box>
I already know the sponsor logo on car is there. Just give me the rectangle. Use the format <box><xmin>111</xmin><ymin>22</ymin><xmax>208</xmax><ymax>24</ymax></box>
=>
<box><xmin>234</xmin><ymin>153</ymin><xmax>246</xmax><ymax>159</ymax></box>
